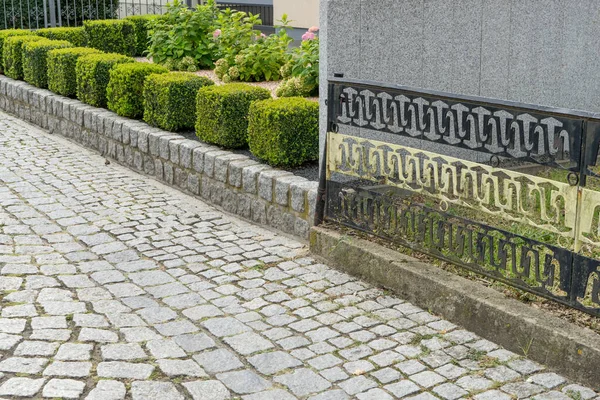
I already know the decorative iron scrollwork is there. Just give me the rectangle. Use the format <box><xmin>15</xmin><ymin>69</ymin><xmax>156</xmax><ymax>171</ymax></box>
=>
<box><xmin>322</xmin><ymin>79</ymin><xmax>600</xmax><ymax>318</ymax></box>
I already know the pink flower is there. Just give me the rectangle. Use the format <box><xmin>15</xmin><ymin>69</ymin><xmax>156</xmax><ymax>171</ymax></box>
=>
<box><xmin>213</xmin><ymin>29</ymin><xmax>221</xmax><ymax>39</ymax></box>
<box><xmin>260</xmin><ymin>33</ymin><xmax>266</xmax><ymax>38</ymax></box>
<box><xmin>308</xmin><ymin>26</ymin><xmax>319</xmax><ymax>33</ymax></box>
<box><xmin>302</xmin><ymin>31</ymin><xmax>316</xmax><ymax>41</ymax></box>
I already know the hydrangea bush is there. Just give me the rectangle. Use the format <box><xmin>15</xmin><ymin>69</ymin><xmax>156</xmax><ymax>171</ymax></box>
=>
<box><xmin>276</xmin><ymin>26</ymin><xmax>319</xmax><ymax>97</ymax></box>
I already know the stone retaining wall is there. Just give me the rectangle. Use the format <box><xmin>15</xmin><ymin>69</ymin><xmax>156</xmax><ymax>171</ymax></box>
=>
<box><xmin>0</xmin><ymin>76</ymin><xmax>317</xmax><ymax>239</ymax></box>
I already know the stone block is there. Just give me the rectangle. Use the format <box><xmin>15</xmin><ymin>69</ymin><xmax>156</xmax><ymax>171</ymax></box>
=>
<box><xmin>274</xmin><ymin>175</ymin><xmax>306</xmax><ymax>207</ymax></box>
<box><xmin>251</xmin><ymin>199</ymin><xmax>267</xmax><ymax>224</ymax></box>
<box><xmin>154</xmin><ymin>158</ymin><xmax>163</xmax><ymax>180</ymax></box>
<box><xmin>238</xmin><ymin>194</ymin><xmax>252</xmax><ymax>219</ymax></box>
<box><xmin>259</xmin><ymin>170</ymin><xmax>293</xmax><ymax>202</ymax></box>
<box><xmin>164</xmin><ymin>163</ymin><xmax>174</xmax><ymax>184</ymax></box>
<box><xmin>214</xmin><ymin>154</ymin><xmax>248</xmax><ymax>183</ymax></box>
<box><xmin>290</xmin><ymin>180</ymin><xmax>316</xmax><ymax>213</ymax></box>
<box><xmin>228</xmin><ymin>159</ymin><xmax>260</xmax><ymax>188</ymax></box>
<box><xmin>203</xmin><ymin>150</ymin><xmax>230</xmax><ymax>179</ymax></box>
<box><xmin>243</xmin><ymin>164</ymin><xmax>271</xmax><ymax>195</ymax></box>
<box><xmin>157</xmin><ymin>134</ymin><xmax>180</xmax><ymax>159</ymax></box>
<box><xmin>222</xmin><ymin>188</ymin><xmax>238</xmax><ymax>214</ymax></box>
<box><xmin>179</xmin><ymin>140</ymin><xmax>203</xmax><ymax>169</ymax></box>
<box><xmin>187</xmin><ymin>174</ymin><xmax>200</xmax><ymax>195</ymax></box>
<box><xmin>149</xmin><ymin>131</ymin><xmax>168</xmax><ymax>156</ymax></box>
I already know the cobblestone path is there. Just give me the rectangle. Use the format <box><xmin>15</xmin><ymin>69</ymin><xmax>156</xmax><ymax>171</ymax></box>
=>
<box><xmin>0</xmin><ymin>110</ymin><xmax>597</xmax><ymax>399</ymax></box>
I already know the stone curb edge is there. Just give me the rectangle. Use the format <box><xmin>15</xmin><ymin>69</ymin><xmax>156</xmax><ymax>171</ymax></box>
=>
<box><xmin>309</xmin><ymin>226</ymin><xmax>600</xmax><ymax>390</ymax></box>
<box><xmin>0</xmin><ymin>76</ymin><xmax>317</xmax><ymax>239</ymax></box>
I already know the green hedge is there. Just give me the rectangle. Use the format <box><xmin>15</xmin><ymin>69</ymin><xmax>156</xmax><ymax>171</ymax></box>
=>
<box><xmin>143</xmin><ymin>72</ymin><xmax>214</xmax><ymax>132</ymax></box>
<box><xmin>107</xmin><ymin>63</ymin><xmax>168</xmax><ymax>118</ymax></box>
<box><xmin>76</xmin><ymin>53</ymin><xmax>135</xmax><ymax>107</ymax></box>
<box><xmin>83</xmin><ymin>20</ymin><xmax>136</xmax><ymax>56</ymax></box>
<box><xmin>23</xmin><ymin>39</ymin><xmax>73</xmax><ymax>88</ymax></box>
<box><xmin>125</xmin><ymin>15</ymin><xmax>159</xmax><ymax>57</ymax></box>
<box><xmin>48</xmin><ymin>47</ymin><xmax>103</xmax><ymax>97</ymax></box>
<box><xmin>36</xmin><ymin>27</ymin><xmax>86</xmax><ymax>47</ymax></box>
<box><xmin>3</xmin><ymin>35</ymin><xmax>45</xmax><ymax>80</ymax></box>
<box><xmin>0</xmin><ymin>30</ymin><xmax>37</xmax><ymax>73</ymax></box>
<box><xmin>248</xmin><ymin>97</ymin><xmax>319</xmax><ymax>167</ymax></box>
<box><xmin>195</xmin><ymin>83</ymin><xmax>271</xmax><ymax>148</ymax></box>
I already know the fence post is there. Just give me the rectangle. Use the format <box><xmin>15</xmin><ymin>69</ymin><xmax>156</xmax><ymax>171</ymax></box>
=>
<box><xmin>48</xmin><ymin>0</ymin><xmax>57</xmax><ymax>27</ymax></box>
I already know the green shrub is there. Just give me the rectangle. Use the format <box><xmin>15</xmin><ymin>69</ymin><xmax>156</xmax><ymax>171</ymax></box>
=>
<box><xmin>277</xmin><ymin>31</ymin><xmax>319</xmax><ymax>97</ymax></box>
<box><xmin>195</xmin><ymin>83</ymin><xmax>271</xmax><ymax>148</ymax></box>
<box><xmin>143</xmin><ymin>72</ymin><xmax>214</xmax><ymax>132</ymax></box>
<box><xmin>84</xmin><ymin>19</ymin><xmax>136</xmax><ymax>56</ymax></box>
<box><xmin>275</xmin><ymin>76</ymin><xmax>315</xmax><ymax>98</ymax></box>
<box><xmin>214</xmin><ymin>16</ymin><xmax>292</xmax><ymax>83</ymax></box>
<box><xmin>23</xmin><ymin>39</ymin><xmax>73</xmax><ymax>88</ymax></box>
<box><xmin>3</xmin><ymin>35</ymin><xmax>45</xmax><ymax>80</ymax></box>
<box><xmin>248</xmin><ymin>97</ymin><xmax>319</xmax><ymax>167</ymax></box>
<box><xmin>107</xmin><ymin>63</ymin><xmax>168</xmax><ymax>118</ymax></box>
<box><xmin>47</xmin><ymin>47</ymin><xmax>103</xmax><ymax>97</ymax></box>
<box><xmin>36</xmin><ymin>27</ymin><xmax>86</xmax><ymax>47</ymax></box>
<box><xmin>76</xmin><ymin>53</ymin><xmax>135</xmax><ymax>107</ymax></box>
<box><xmin>125</xmin><ymin>15</ymin><xmax>159</xmax><ymax>56</ymax></box>
<box><xmin>0</xmin><ymin>29</ymin><xmax>36</xmax><ymax>73</ymax></box>
<box><xmin>148</xmin><ymin>0</ymin><xmax>219</xmax><ymax>69</ymax></box>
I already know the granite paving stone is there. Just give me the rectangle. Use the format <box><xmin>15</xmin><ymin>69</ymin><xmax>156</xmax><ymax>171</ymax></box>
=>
<box><xmin>0</xmin><ymin>110</ymin><xmax>594</xmax><ymax>399</ymax></box>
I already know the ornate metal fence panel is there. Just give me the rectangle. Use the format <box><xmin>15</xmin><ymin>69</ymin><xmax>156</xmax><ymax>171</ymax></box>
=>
<box><xmin>318</xmin><ymin>77</ymin><xmax>600</xmax><ymax>317</ymax></box>
<box><xmin>1</xmin><ymin>0</ymin><xmax>172</xmax><ymax>30</ymax></box>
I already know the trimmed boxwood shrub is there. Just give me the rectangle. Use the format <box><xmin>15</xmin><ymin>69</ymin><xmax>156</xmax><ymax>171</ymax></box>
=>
<box><xmin>3</xmin><ymin>35</ymin><xmax>45</xmax><ymax>80</ymax></box>
<box><xmin>23</xmin><ymin>39</ymin><xmax>73</xmax><ymax>88</ymax></box>
<box><xmin>47</xmin><ymin>47</ymin><xmax>103</xmax><ymax>97</ymax></box>
<box><xmin>76</xmin><ymin>53</ymin><xmax>135</xmax><ymax>107</ymax></box>
<box><xmin>0</xmin><ymin>29</ymin><xmax>36</xmax><ymax>73</ymax></box>
<box><xmin>143</xmin><ymin>72</ymin><xmax>214</xmax><ymax>132</ymax></box>
<box><xmin>248</xmin><ymin>97</ymin><xmax>319</xmax><ymax>167</ymax></box>
<box><xmin>125</xmin><ymin>15</ymin><xmax>159</xmax><ymax>57</ymax></box>
<box><xmin>36</xmin><ymin>27</ymin><xmax>86</xmax><ymax>47</ymax></box>
<box><xmin>195</xmin><ymin>84</ymin><xmax>271</xmax><ymax>148</ymax></box>
<box><xmin>107</xmin><ymin>63</ymin><xmax>169</xmax><ymax>118</ymax></box>
<box><xmin>84</xmin><ymin>20</ymin><xmax>136</xmax><ymax>56</ymax></box>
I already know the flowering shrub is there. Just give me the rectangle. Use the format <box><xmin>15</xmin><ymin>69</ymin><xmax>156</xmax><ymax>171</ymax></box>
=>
<box><xmin>277</xmin><ymin>27</ymin><xmax>319</xmax><ymax>97</ymax></box>
<box><xmin>215</xmin><ymin>15</ymin><xmax>292</xmax><ymax>82</ymax></box>
<box><xmin>211</xmin><ymin>9</ymin><xmax>262</xmax><ymax>67</ymax></box>
<box><xmin>147</xmin><ymin>0</ymin><xmax>219</xmax><ymax>70</ymax></box>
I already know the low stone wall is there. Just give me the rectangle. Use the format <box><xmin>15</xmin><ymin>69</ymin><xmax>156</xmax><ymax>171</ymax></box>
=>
<box><xmin>0</xmin><ymin>76</ymin><xmax>317</xmax><ymax>239</ymax></box>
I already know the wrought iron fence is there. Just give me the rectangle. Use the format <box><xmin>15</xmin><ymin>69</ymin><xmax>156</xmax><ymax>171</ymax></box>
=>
<box><xmin>1</xmin><ymin>0</ymin><xmax>171</xmax><ymax>30</ymax></box>
<box><xmin>1</xmin><ymin>0</ymin><xmax>118</xmax><ymax>29</ymax></box>
<box><xmin>318</xmin><ymin>77</ymin><xmax>600</xmax><ymax>317</ymax></box>
<box><xmin>216</xmin><ymin>2</ymin><xmax>273</xmax><ymax>26</ymax></box>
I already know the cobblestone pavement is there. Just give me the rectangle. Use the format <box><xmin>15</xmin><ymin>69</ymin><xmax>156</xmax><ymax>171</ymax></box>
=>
<box><xmin>0</xmin><ymin>110</ymin><xmax>597</xmax><ymax>400</ymax></box>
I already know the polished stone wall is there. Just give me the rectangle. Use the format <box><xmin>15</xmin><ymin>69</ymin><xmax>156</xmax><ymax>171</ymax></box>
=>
<box><xmin>319</xmin><ymin>0</ymin><xmax>600</xmax><ymax>158</ymax></box>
